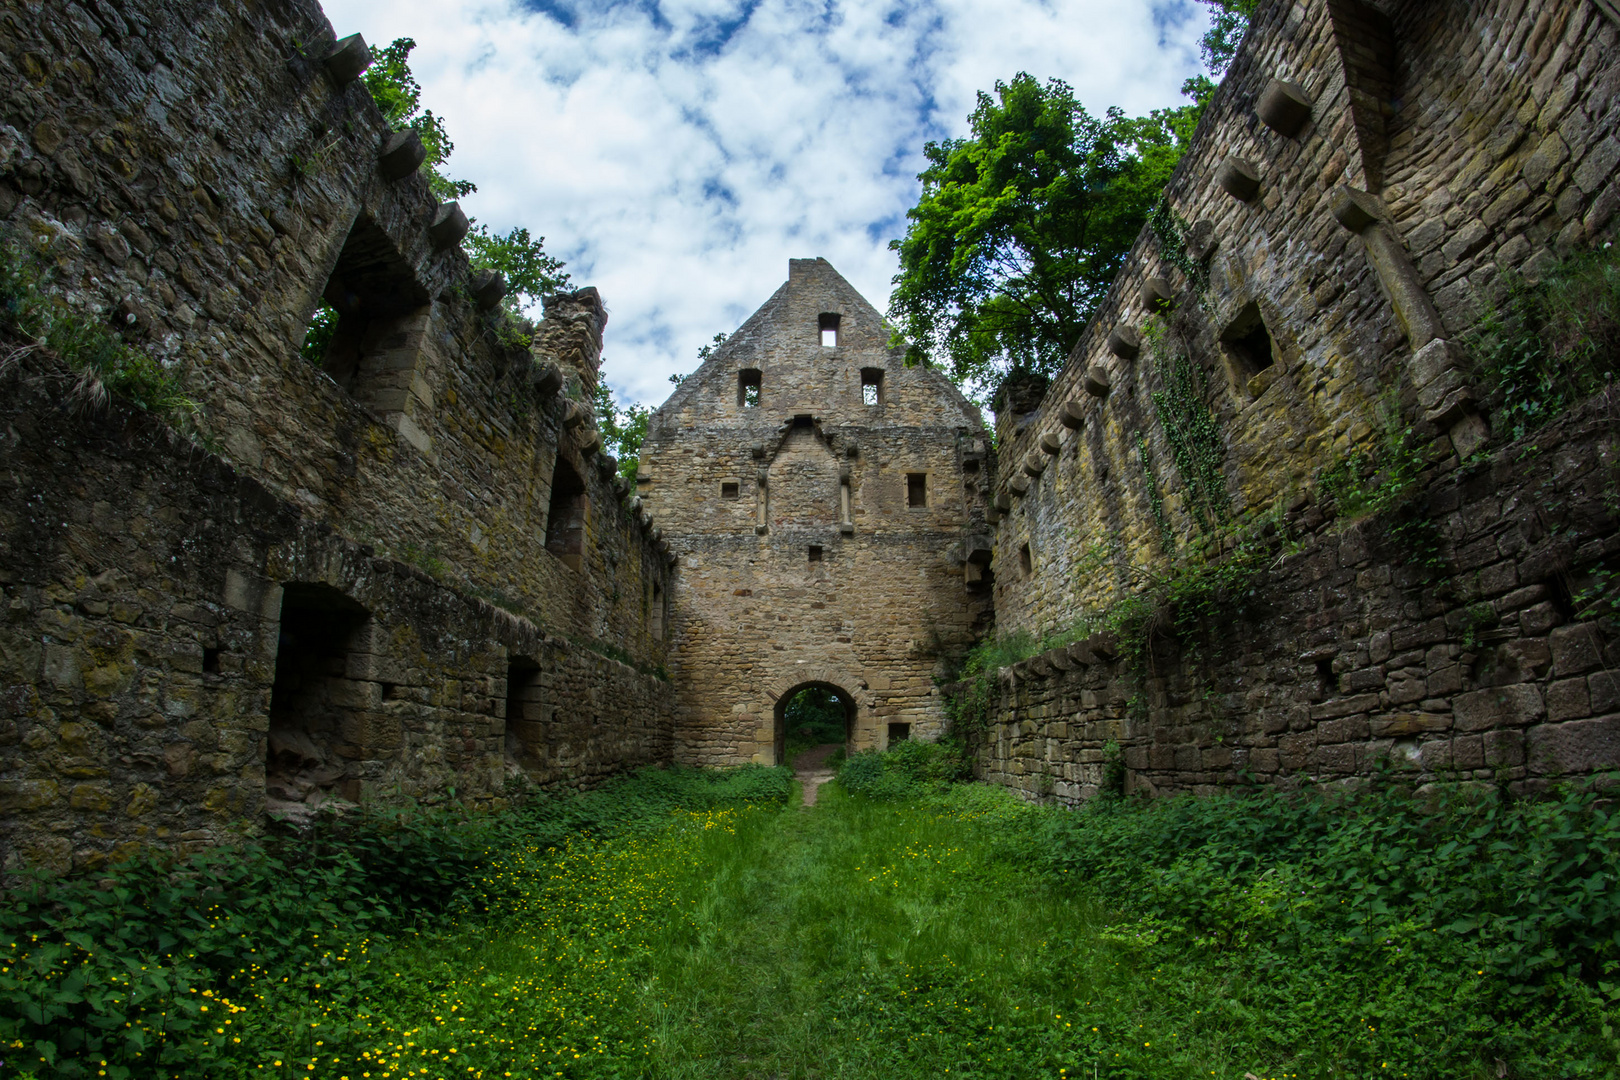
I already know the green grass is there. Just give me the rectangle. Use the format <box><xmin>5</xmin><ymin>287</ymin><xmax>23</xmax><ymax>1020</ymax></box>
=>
<box><xmin>3</xmin><ymin>766</ymin><xmax>1618</xmax><ymax>1079</ymax></box>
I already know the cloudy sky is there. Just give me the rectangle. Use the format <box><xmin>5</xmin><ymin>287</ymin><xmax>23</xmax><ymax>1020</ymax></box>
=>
<box><xmin>320</xmin><ymin>0</ymin><xmax>1215</xmax><ymax>407</ymax></box>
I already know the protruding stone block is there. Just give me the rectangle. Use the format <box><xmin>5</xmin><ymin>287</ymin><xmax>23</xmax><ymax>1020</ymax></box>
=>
<box><xmin>529</xmin><ymin>361</ymin><xmax>563</xmax><ymax>399</ymax></box>
<box><xmin>1039</xmin><ymin>432</ymin><xmax>1062</xmax><ymax>455</ymax></box>
<box><xmin>562</xmin><ymin>400</ymin><xmax>588</xmax><ymax>430</ymax></box>
<box><xmin>994</xmin><ymin>492</ymin><xmax>1013</xmax><ymax>512</ymax></box>
<box><xmin>1022</xmin><ymin>452</ymin><xmax>1046</xmax><ymax>477</ymax></box>
<box><xmin>379</xmin><ymin>130</ymin><xmax>427</xmax><ymax>181</ymax></box>
<box><xmin>428</xmin><ymin>202</ymin><xmax>469</xmax><ymax>250</ymax></box>
<box><xmin>1106</xmin><ymin>324</ymin><xmax>1141</xmax><ymax>359</ymax></box>
<box><xmin>1330</xmin><ymin>184</ymin><xmax>1382</xmax><ymax>232</ymax></box>
<box><xmin>1009</xmin><ymin>476</ymin><xmax>1031</xmax><ymax>496</ymax></box>
<box><xmin>323</xmin><ymin>33</ymin><xmax>372</xmax><ymax>86</ymax></box>
<box><xmin>1141</xmin><ymin>277</ymin><xmax>1175</xmax><ymax>312</ymax></box>
<box><xmin>471</xmin><ymin>270</ymin><xmax>507</xmax><ymax>310</ymax></box>
<box><xmin>1058</xmin><ymin>400</ymin><xmax>1085</xmax><ymax>430</ymax></box>
<box><xmin>1084</xmin><ymin>365</ymin><xmax>1111</xmax><ymax>397</ymax></box>
<box><xmin>1256</xmin><ymin>78</ymin><xmax>1312</xmax><ymax>137</ymax></box>
<box><xmin>1215</xmin><ymin>155</ymin><xmax>1260</xmax><ymax>201</ymax></box>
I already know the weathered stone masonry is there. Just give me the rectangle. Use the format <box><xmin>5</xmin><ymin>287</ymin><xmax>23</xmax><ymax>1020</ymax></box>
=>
<box><xmin>640</xmin><ymin>259</ymin><xmax>994</xmax><ymax>765</ymax></box>
<box><xmin>3</xmin><ymin>0</ymin><xmax>1620</xmax><ymax>869</ymax></box>
<box><xmin>979</xmin><ymin>0</ymin><xmax>1620</xmax><ymax>801</ymax></box>
<box><xmin>0</xmin><ymin>0</ymin><xmax>674</xmax><ymax>869</ymax></box>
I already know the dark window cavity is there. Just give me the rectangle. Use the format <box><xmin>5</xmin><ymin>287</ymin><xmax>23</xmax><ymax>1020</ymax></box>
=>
<box><xmin>907</xmin><ymin>473</ymin><xmax>927</xmax><ymax>508</ymax></box>
<box><xmin>861</xmin><ymin>367</ymin><xmax>883</xmax><ymax>406</ymax></box>
<box><xmin>739</xmin><ymin>368</ymin><xmax>762</xmax><ymax>407</ymax></box>
<box><xmin>546</xmin><ymin>456</ymin><xmax>588</xmax><ymax>571</ymax></box>
<box><xmin>819</xmin><ymin>312</ymin><xmax>840</xmax><ymax>347</ymax></box>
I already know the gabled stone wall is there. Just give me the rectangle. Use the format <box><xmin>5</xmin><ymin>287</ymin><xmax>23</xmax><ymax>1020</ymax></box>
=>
<box><xmin>640</xmin><ymin>259</ymin><xmax>994</xmax><ymax>764</ymax></box>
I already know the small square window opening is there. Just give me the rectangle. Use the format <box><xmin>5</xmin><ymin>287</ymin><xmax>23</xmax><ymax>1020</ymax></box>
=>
<box><xmin>721</xmin><ymin>482</ymin><xmax>739</xmax><ymax>499</ymax></box>
<box><xmin>861</xmin><ymin>367</ymin><xmax>884</xmax><ymax>406</ymax></box>
<box><xmin>202</xmin><ymin>647</ymin><xmax>221</xmax><ymax>674</ymax></box>
<box><xmin>819</xmin><ymin>312</ymin><xmax>841</xmax><ymax>347</ymax></box>
<box><xmin>906</xmin><ymin>473</ymin><xmax>927</xmax><ymax>508</ymax></box>
<box><xmin>738</xmin><ymin>368</ymin><xmax>761</xmax><ymax>408</ymax></box>
<box><xmin>808</xmin><ymin>545</ymin><xmax>823</xmax><ymax>562</ymax></box>
<box><xmin>888</xmin><ymin>722</ymin><xmax>911</xmax><ymax>743</ymax></box>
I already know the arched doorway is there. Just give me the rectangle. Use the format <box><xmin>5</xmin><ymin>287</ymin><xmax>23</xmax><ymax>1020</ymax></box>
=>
<box><xmin>773</xmin><ymin>681</ymin><xmax>855</xmax><ymax>766</ymax></box>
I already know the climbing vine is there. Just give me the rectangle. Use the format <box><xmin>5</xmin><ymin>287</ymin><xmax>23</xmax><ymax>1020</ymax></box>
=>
<box><xmin>1135</xmin><ymin>430</ymin><xmax>1176</xmax><ymax>553</ymax></box>
<box><xmin>1147</xmin><ymin>198</ymin><xmax>1211</xmax><ymax>310</ymax></box>
<box><xmin>1142</xmin><ymin>319</ymin><xmax>1229</xmax><ymax>536</ymax></box>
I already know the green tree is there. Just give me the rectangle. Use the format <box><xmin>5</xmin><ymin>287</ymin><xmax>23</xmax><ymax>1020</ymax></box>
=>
<box><xmin>363</xmin><ymin>38</ymin><xmax>475</xmax><ymax>200</ymax></box>
<box><xmin>887</xmin><ymin>74</ymin><xmax>1200</xmax><ymax>397</ymax></box>
<box><xmin>1198</xmin><ymin>0</ymin><xmax>1256</xmax><ymax>76</ymax></box>
<box><xmin>593</xmin><ymin>378</ymin><xmax>650</xmax><ymax>482</ymax></box>
<box><xmin>464</xmin><ymin>225</ymin><xmax>571</xmax><ymax>312</ymax></box>
<box><xmin>357</xmin><ymin>38</ymin><xmax>569</xmax><ymax>322</ymax></box>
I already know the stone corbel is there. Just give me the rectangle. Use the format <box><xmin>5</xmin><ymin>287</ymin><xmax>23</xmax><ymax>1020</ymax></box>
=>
<box><xmin>1331</xmin><ymin>185</ymin><xmax>1489</xmax><ymax>458</ymax></box>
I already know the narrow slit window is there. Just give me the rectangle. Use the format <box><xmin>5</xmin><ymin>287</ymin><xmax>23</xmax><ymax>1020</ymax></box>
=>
<box><xmin>650</xmin><ymin>581</ymin><xmax>664</xmax><ymax>640</ymax></box>
<box><xmin>1019</xmin><ymin>542</ymin><xmax>1033</xmax><ymax>577</ymax></box>
<box><xmin>738</xmin><ymin>369</ymin><xmax>761</xmax><ymax>407</ymax></box>
<box><xmin>861</xmin><ymin>367</ymin><xmax>883</xmax><ymax>406</ymax></box>
<box><xmin>808</xmin><ymin>545</ymin><xmax>823</xmax><ymax>562</ymax></box>
<box><xmin>721</xmin><ymin>481</ymin><xmax>740</xmax><ymax>499</ymax></box>
<box><xmin>819</xmin><ymin>312</ymin><xmax>840</xmax><ymax>347</ymax></box>
<box><xmin>906</xmin><ymin>472</ymin><xmax>927</xmax><ymax>508</ymax></box>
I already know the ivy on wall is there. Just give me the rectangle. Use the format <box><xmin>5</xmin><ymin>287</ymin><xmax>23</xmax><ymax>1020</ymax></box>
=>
<box><xmin>1135</xmin><ymin>430</ymin><xmax>1176</xmax><ymax>553</ymax></box>
<box><xmin>1143</xmin><ymin>319</ymin><xmax>1230</xmax><ymax>536</ymax></box>
<box><xmin>1148</xmin><ymin>198</ymin><xmax>1211</xmax><ymax>310</ymax></box>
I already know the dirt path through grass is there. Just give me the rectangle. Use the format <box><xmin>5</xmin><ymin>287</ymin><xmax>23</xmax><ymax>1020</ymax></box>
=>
<box><xmin>792</xmin><ymin>743</ymin><xmax>841</xmax><ymax>807</ymax></box>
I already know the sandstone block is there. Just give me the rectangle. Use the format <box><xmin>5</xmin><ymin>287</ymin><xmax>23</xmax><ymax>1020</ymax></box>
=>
<box><xmin>1454</xmin><ymin>684</ymin><xmax>1545</xmax><ymax>731</ymax></box>
<box><xmin>1528</xmin><ymin>714</ymin><xmax>1620</xmax><ymax>774</ymax></box>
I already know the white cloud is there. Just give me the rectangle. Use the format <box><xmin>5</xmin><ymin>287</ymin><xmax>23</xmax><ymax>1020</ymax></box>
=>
<box><xmin>319</xmin><ymin>0</ymin><xmax>1211</xmax><ymax>405</ymax></box>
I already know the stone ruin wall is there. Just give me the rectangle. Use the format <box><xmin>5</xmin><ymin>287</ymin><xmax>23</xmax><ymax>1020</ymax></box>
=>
<box><xmin>3</xmin><ymin>0</ymin><xmax>1620</xmax><ymax>871</ymax></box>
<box><xmin>0</xmin><ymin>0</ymin><xmax>676</xmax><ymax>870</ymax></box>
<box><xmin>979</xmin><ymin>0</ymin><xmax>1620</xmax><ymax>800</ymax></box>
<box><xmin>640</xmin><ymin>259</ymin><xmax>994</xmax><ymax>765</ymax></box>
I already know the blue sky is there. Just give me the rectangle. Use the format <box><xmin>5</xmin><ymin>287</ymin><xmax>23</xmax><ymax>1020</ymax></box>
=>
<box><xmin>320</xmin><ymin>0</ymin><xmax>1214</xmax><ymax>407</ymax></box>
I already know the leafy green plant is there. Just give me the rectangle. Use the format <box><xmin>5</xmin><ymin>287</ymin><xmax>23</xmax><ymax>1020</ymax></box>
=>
<box><xmin>1142</xmin><ymin>317</ymin><xmax>1229</xmax><ymax>536</ymax></box>
<box><xmin>0</xmin><ymin>239</ymin><xmax>195</xmax><ymax>418</ymax></box>
<box><xmin>363</xmin><ymin>37</ymin><xmax>474</xmax><ymax>199</ymax></box>
<box><xmin>837</xmin><ymin>740</ymin><xmax>970</xmax><ymax>801</ymax></box>
<box><xmin>1466</xmin><ymin>242</ymin><xmax>1620</xmax><ymax>442</ymax></box>
<box><xmin>886</xmin><ymin>73</ymin><xmax>1203</xmax><ymax>396</ymax></box>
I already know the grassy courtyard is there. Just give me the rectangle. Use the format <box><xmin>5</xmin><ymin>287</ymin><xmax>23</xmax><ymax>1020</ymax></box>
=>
<box><xmin>3</xmin><ymin>761</ymin><xmax>1618</xmax><ymax>1079</ymax></box>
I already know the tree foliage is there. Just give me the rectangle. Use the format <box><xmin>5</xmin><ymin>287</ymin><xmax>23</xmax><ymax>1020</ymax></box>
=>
<box><xmin>363</xmin><ymin>38</ymin><xmax>474</xmax><ymax>200</ymax></box>
<box><xmin>887</xmin><ymin>74</ymin><xmax>1201</xmax><ymax>397</ymax></box>
<box><xmin>1197</xmin><ymin>0</ymin><xmax>1257</xmax><ymax>76</ymax></box>
<box><xmin>464</xmin><ymin>225</ymin><xmax>571</xmax><ymax>312</ymax></box>
<box><xmin>593</xmin><ymin>378</ymin><xmax>650</xmax><ymax>482</ymax></box>
<box><xmin>361</xmin><ymin>39</ymin><xmax>569</xmax><ymax>316</ymax></box>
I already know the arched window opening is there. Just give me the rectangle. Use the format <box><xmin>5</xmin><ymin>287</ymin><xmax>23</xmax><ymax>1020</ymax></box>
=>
<box><xmin>546</xmin><ymin>456</ymin><xmax>588</xmax><ymax>572</ymax></box>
